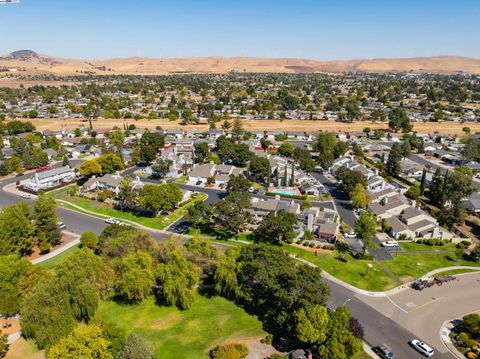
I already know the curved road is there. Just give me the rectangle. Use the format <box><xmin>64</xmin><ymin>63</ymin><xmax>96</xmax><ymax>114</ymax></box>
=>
<box><xmin>0</xmin><ymin>166</ymin><xmax>471</xmax><ymax>359</ymax></box>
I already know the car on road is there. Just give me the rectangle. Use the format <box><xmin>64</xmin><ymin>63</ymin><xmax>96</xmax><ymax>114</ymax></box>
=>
<box><xmin>355</xmin><ymin>208</ymin><xmax>365</xmax><ymax>216</ymax></box>
<box><xmin>409</xmin><ymin>339</ymin><xmax>434</xmax><ymax>357</ymax></box>
<box><xmin>105</xmin><ymin>217</ymin><xmax>121</xmax><ymax>225</ymax></box>
<box><xmin>344</xmin><ymin>231</ymin><xmax>356</xmax><ymax>239</ymax></box>
<box><xmin>57</xmin><ymin>221</ymin><xmax>66</xmax><ymax>229</ymax></box>
<box><xmin>20</xmin><ymin>193</ymin><xmax>32</xmax><ymax>199</ymax></box>
<box><xmin>373</xmin><ymin>344</ymin><xmax>396</xmax><ymax>359</ymax></box>
<box><xmin>381</xmin><ymin>240</ymin><xmax>399</xmax><ymax>247</ymax></box>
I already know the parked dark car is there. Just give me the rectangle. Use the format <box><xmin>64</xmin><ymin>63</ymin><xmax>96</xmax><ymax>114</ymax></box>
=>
<box><xmin>373</xmin><ymin>344</ymin><xmax>396</xmax><ymax>359</ymax></box>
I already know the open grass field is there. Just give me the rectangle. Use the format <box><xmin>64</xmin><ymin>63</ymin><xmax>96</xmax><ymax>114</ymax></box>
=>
<box><xmin>284</xmin><ymin>245</ymin><xmax>395</xmax><ymax>291</ymax></box>
<box><xmin>26</xmin><ymin>117</ymin><xmax>480</xmax><ymax>135</ymax></box>
<box><xmin>96</xmin><ymin>294</ymin><xmax>265</xmax><ymax>359</ymax></box>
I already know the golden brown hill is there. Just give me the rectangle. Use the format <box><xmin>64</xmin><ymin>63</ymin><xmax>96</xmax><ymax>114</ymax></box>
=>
<box><xmin>1</xmin><ymin>50</ymin><xmax>480</xmax><ymax>75</ymax></box>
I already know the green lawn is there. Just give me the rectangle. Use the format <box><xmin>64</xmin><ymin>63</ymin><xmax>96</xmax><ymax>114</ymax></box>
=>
<box><xmin>53</xmin><ymin>189</ymin><xmax>207</xmax><ymax>230</ymax></box>
<box><xmin>283</xmin><ymin>245</ymin><xmax>395</xmax><ymax>291</ymax></box>
<box><xmin>96</xmin><ymin>294</ymin><xmax>265</xmax><ymax>359</ymax></box>
<box><xmin>434</xmin><ymin>268</ymin><xmax>480</xmax><ymax>276</ymax></box>
<box><xmin>382</xmin><ymin>251</ymin><xmax>480</xmax><ymax>282</ymax></box>
<box><xmin>399</xmin><ymin>241</ymin><xmax>457</xmax><ymax>252</ymax></box>
<box><xmin>35</xmin><ymin>244</ymin><xmax>80</xmax><ymax>269</ymax></box>
<box><xmin>283</xmin><ymin>243</ymin><xmax>480</xmax><ymax>292</ymax></box>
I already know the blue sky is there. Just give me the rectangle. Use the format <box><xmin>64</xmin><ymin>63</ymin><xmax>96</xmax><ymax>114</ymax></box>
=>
<box><xmin>0</xmin><ymin>0</ymin><xmax>479</xmax><ymax>60</ymax></box>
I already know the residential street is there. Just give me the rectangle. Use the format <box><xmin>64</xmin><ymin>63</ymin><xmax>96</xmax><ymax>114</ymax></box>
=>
<box><xmin>0</xmin><ymin>167</ymin><xmax>469</xmax><ymax>359</ymax></box>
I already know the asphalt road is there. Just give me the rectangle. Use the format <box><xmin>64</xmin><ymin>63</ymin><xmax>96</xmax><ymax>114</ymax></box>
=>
<box><xmin>0</xmin><ymin>166</ymin><xmax>458</xmax><ymax>358</ymax></box>
<box><xmin>327</xmin><ymin>279</ymin><xmax>443</xmax><ymax>359</ymax></box>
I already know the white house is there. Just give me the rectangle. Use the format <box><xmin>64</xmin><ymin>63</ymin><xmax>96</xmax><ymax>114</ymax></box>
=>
<box><xmin>25</xmin><ymin>166</ymin><xmax>75</xmax><ymax>192</ymax></box>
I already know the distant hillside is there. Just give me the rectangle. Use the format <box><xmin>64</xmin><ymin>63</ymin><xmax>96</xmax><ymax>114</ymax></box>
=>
<box><xmin>1</xmin><ymin>50</ymin><xmax>480</xmax><ymax>75</ymax></box>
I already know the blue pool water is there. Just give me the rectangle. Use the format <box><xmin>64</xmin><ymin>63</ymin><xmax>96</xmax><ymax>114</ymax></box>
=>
<box><xmin>272</xmin><ymin>189</ymin><xmax>296</xmax><ymax>196</ymax></box>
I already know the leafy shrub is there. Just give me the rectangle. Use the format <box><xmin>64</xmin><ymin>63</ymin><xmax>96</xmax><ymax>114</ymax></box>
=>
<box><xmin>210</xmin><ymin>343</ymin><xmax>249</xmax><ymax>359</ymax></box>
<box><xmin>260</xmin><ymin>334</ymin><xmax>274</xmax><ymax>345</ymax></box>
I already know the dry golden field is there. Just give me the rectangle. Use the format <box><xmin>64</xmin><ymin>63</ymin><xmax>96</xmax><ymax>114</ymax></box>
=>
<box><xmin>25</xmin><ymin>118</ymin><xmax>480</xmax><ymax>136</ymax></box>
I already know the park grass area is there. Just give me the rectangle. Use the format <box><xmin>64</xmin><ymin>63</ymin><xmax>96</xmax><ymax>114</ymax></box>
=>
<box><xmin>399</xmin><ymin>241</ymin><xmax>458</xmax><ymax>252</ymax></box>
<box><xmin>283</xmin><ymin>243</ymin><xmax>480</xmax><ymax>292</ymax></box>
<box><xmin>35</xmin><ymin>244</ymin><xmax>80</xmax><ymax>269</ymax></box>
<box><xmin>283</xmin><ymin>245</ymin><xmax>395</xmax><ymax>292</ymax></box>
<box><xmin>382</xmin><ymin>252</ymin><xmax>480</xmax><ymax>283</ymax></box>
<box><xmin>434</xmin><ymin>268</ymin><xmax>480</xmax><ymax>276</ymax></box>
<box><xmin>5</xmin><ymin>338</ymin><xmax>44</xmax><ymax>359</ymax></box>
<box><xmin>52</xmin><ymin>187</ymin><xmax>207</xmax><ymax>230</ymax></box>
<box><xmin>96</xmin><ymin>294</ymin><xmax>265</xmax><ymax>359</ymax></box>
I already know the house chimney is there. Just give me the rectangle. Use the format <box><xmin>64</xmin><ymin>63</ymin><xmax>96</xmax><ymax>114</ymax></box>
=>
<box><xmin>307</xmin><ymin>214</ymin><xmax>313</xmax><ymax>231</ymax></box>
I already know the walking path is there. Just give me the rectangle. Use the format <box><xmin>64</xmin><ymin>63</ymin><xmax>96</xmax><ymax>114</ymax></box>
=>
<box><xmin>292</xmin><ymin>254</ymin><xmax>480</xmax><ymax>297</ymax></box>
<box><xmin>31</xmin><ymin>232</ymin><xmax>80</xmax><ymax>265</ymax></box>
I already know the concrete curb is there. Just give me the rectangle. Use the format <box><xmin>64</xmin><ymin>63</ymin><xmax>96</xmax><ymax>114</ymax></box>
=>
<box><xmin>31</xmin><ymin>233</ymin><xmax>80</xmax><ymax>265</ymax></box>
<box><xmin>55</xmin><ymin>199</ymin><xmax>173</xmax><ymax>235</ymax></box>
<box><xmin>291</xmin><ymin>254</ymin><xmax>480</xmax><ymax>298</ymax></box>
<box><xmin>440</xmin><ymin>320</ymin><xmax>467</xmax><ymax>359</ymax></box>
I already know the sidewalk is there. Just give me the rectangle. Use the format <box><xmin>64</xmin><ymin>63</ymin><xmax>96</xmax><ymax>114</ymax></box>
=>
<box><xmin>291</xmin><ymin>254</ymin><xmax>480</xmax><ymax>298</ymax></box>
<box><xmin>31</xmin><ymin>231</ymin><xmax>80</xmax><ymax>265</ymax></box>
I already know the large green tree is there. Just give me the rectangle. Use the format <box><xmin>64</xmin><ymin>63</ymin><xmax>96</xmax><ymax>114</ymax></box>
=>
<box><xmin>33</xmin><ymin>194</ymin><xmax>61</xmax><ymax>247</ymax></box>
<box><xmin>354</xmin><ymin>211</ymin><xmax>377</xmax><ymax>250</ymax></box>
<box><xmin>386</xmin><ymin>142</ymin><xmax>402</xmax><ymax>177</ymax></box>
<box><xmin>138</xmin><ymin>184</ymin><xmax>183</xmax><ymax>214</ymax></box>
<box><xmin>253</xmin><ymin>210</ymin><xmax>297</xmax><ymax>244</ymax></box>
<box><xmin>248</xmin><ymin>156</ymin><xmax>270</xmax><ymax>183</ymax></box>
<box><xmin>48</xmin><ymin>323</ymin><xmax>113</xmax><ymax>359</ymax></box>
<box><xmin>115</xmin><ymin>251</ymin><xmax>155</xmax><ymax>303</ymax></box>
<box><xmin>155</xmin><ymin>249</ymin><xmax>200</xmax><ymax>309</ymax></box>
<box><xmin>388</xmin><ymin>107</ymin><xmax>412</xmax><ymax>133</ymax></box>
<box><xmin>0</xmin><ymin>201</ymin><xmax>35</xmax><ymax>256</ymax></box>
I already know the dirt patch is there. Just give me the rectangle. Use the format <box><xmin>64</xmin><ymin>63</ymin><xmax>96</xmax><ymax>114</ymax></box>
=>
<box><xmin>290</xmin><ymin>242</ymin><xmax>333</xmax><ymax>254</ymax></box>
<box><xmin>4</xmin><ymin>338</ymin><xmax>45</xmax><ymax>359</ymax></box>
<box><xmin>26</xmin><ymin>232</ymin><xmax>78</xmax><ymax>261</ymax></box>
<box><xmin>25</xmin><ymin>118</ymin><xmax>480</xmax><ymax>136</ymax></box>
<box><xmin>0</xmin><ymin>317</ymin><xmax>20</xmax><ymax>335</ymax></box>
<box><xmin>149</xmin><ymin>312</ymin><xmax>182</xmax><ymax>330</ymax></box>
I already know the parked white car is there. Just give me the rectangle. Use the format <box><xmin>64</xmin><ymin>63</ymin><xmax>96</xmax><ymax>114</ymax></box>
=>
<box><xmin>57</xmin><ymin>221</ymin><xmax>66</xmax><ymax>229</ymax></box>
<box><xmin>20</xmin><ymin>193</ymin><xmax>32</xmax><ymax>199</ymax></box>
<box><xmin>105</xmin><ymin>217</ymin><xmax>121</xmax><ymax>225</ymax></box>
<box><xmin>344</xmin><ymin>231</ymin><xmax>357</xmax><ymax>239</ymax></box>
<box><xmin>409</xmin><ymin>339</ymin><xmax>434</xmax><ymax>357</ymax></box>
<box><xmin>382</xmin><ymin>240</ymin><xmax>399</xmax><ymax>247</ymax></box>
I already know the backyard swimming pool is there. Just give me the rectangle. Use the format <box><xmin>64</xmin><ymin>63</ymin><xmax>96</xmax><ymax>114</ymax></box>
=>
<box><xmin>271</xmin><ymin>189</ymin><xmax>297</xmax><ymax>196</ymax></box>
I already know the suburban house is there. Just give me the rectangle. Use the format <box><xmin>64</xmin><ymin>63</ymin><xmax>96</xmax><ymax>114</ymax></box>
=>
<box><xmin>188</xmin><ymin>163</ymin><xmax>242</xmax><ymax>185</ymax></box>
<box><xmin>83</xmin><ymin>173</ymin><xmax>143</xmax><ymax>195</ymax></box>
<box><xmin>249</xmin><ymin>197</ymin><xmax>301</xmax><ymax>222</ymax></box>
<box><xmin>25</xmin><ymin>166</ymin><xmax>75</xmax><ymax>192</ymax></box>
<box><xmin>464</xmin><ymin>192</ymin><xmax>480</xmax><ymax>213</ymax></box>
<box><xmin>400</xmin><ymin>159</ymin><xmax>423</xmax><ymax>179</ymax></box>
<box><xmin>369</xmin><ymin>195</ymin><xmax>410</xmax><ymax>220</ymax></box>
